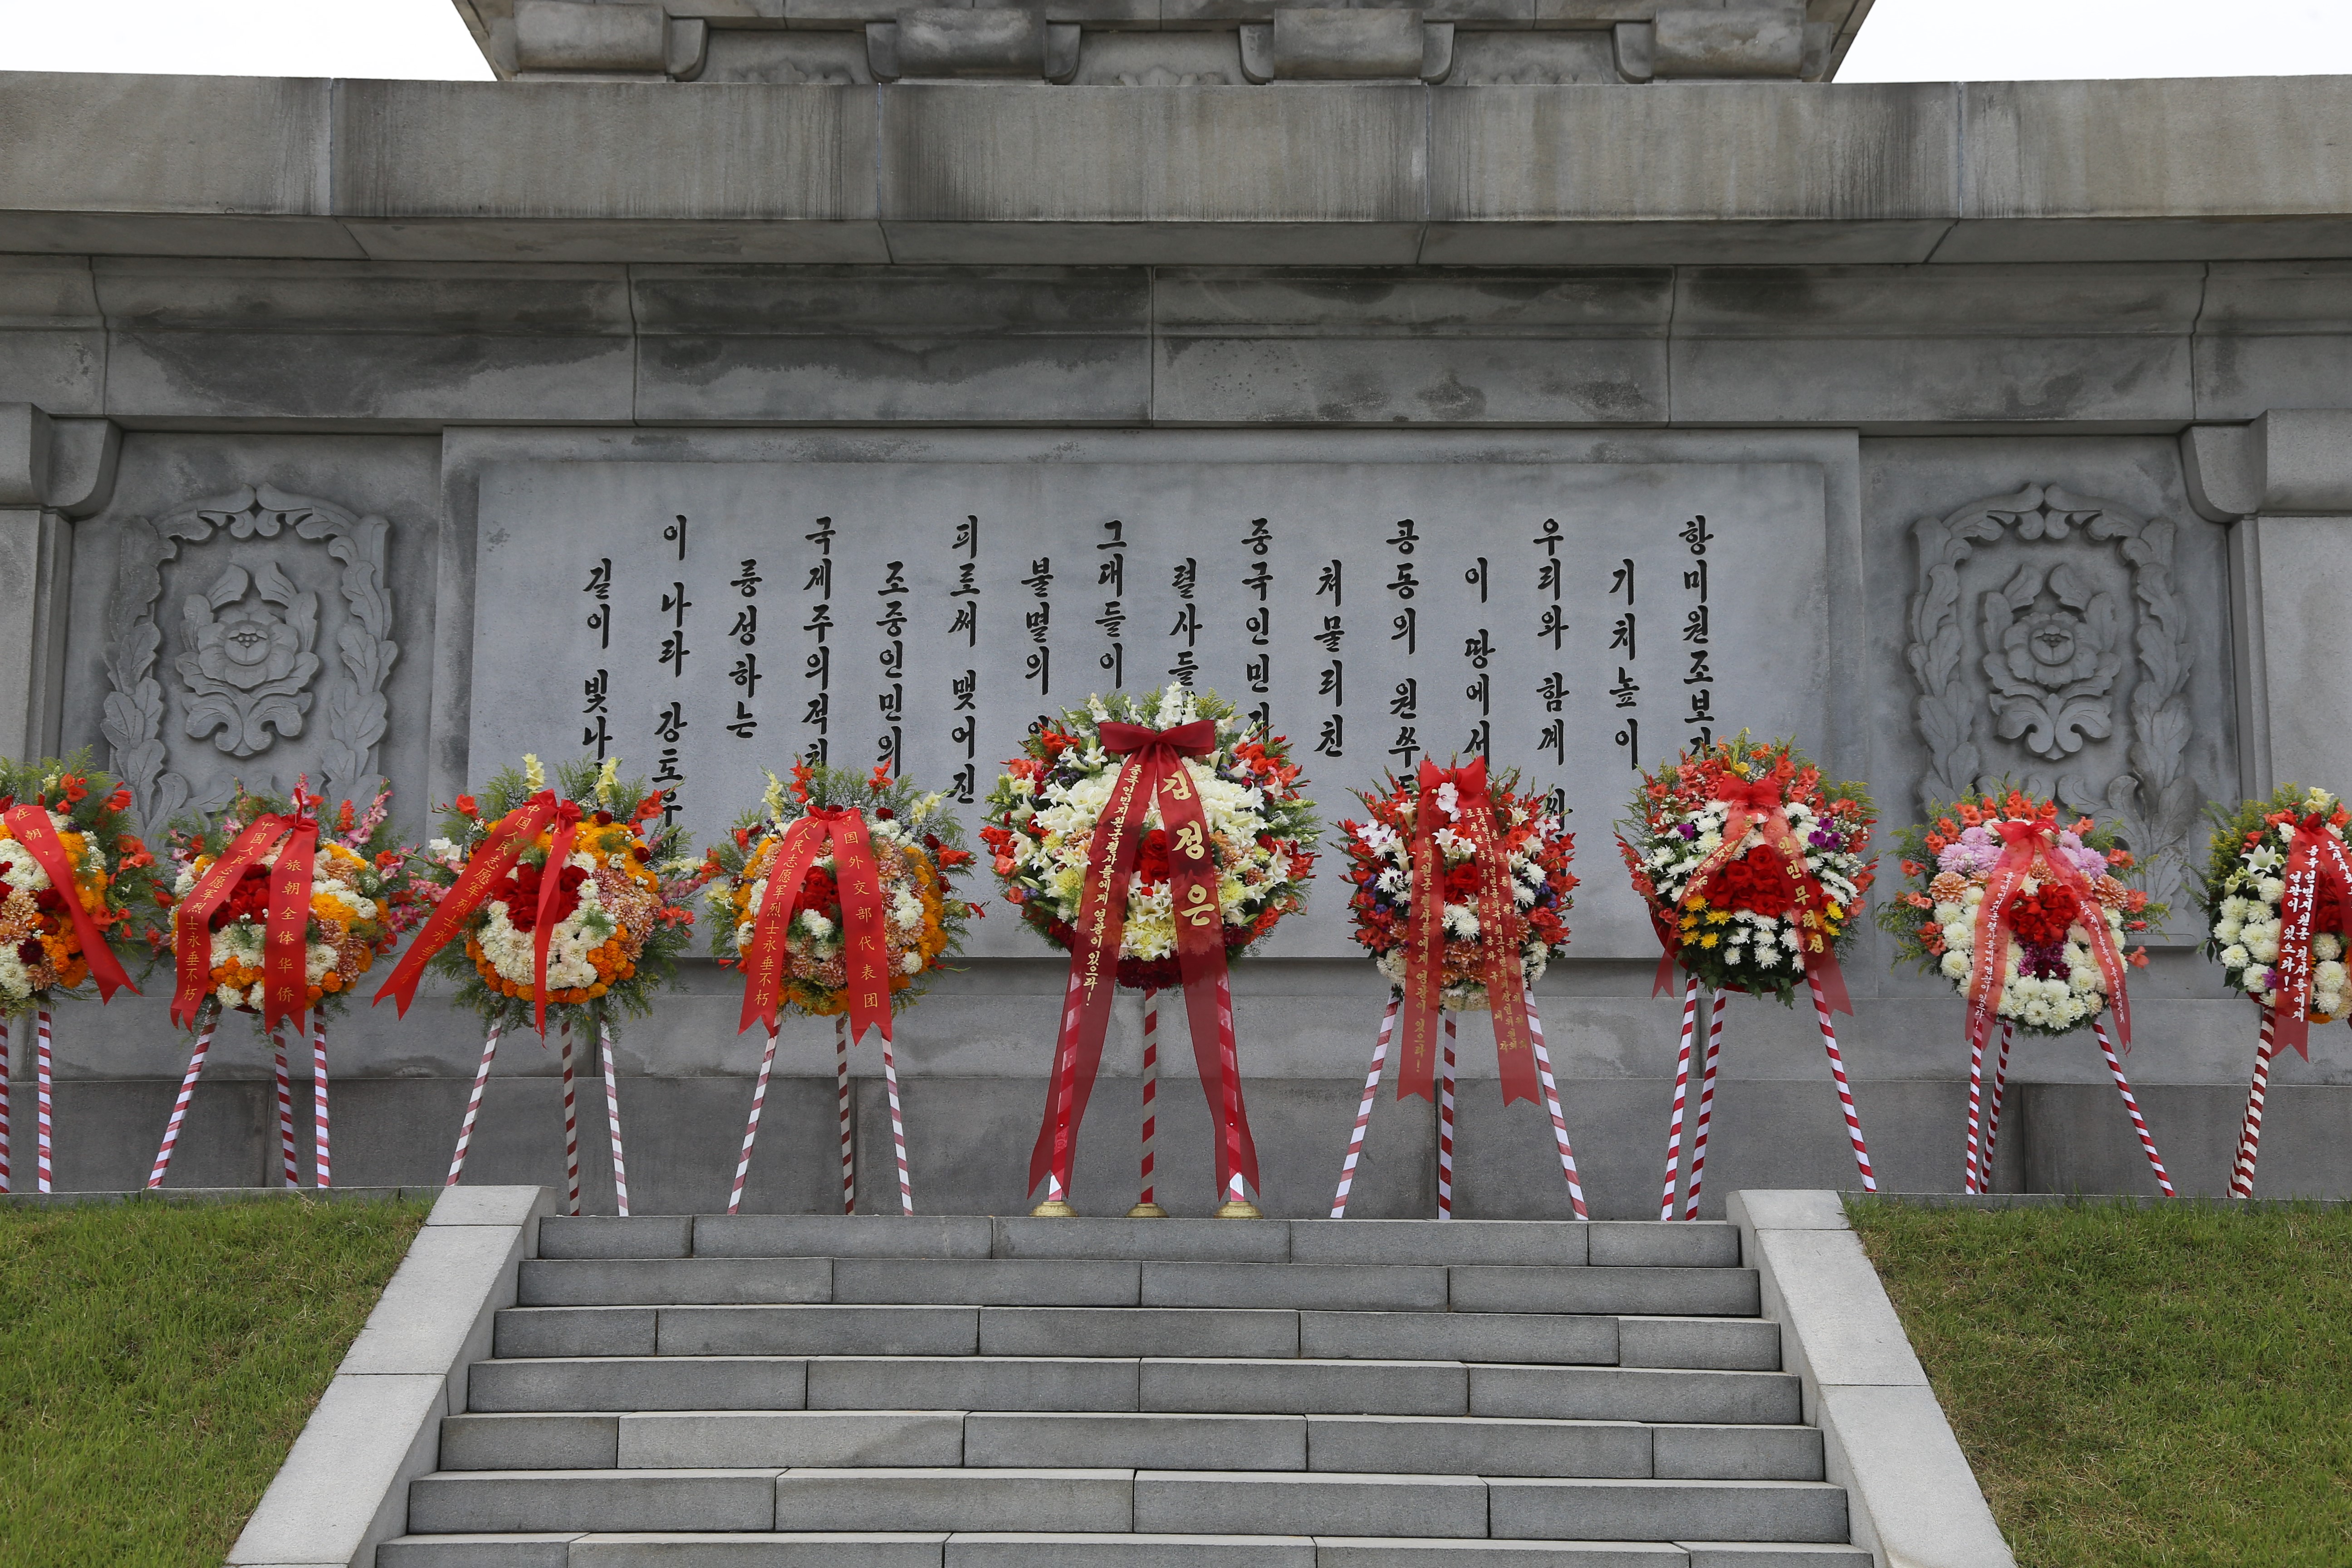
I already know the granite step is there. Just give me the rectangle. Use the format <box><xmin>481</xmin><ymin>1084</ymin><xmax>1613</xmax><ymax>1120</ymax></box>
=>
<box><xmin>439</xmin><ymin>1410</ymin><xmax>1823</xmax><ymax>1480</ymax></box>
<box><xmin>490</xmin><ymin>1305</ymin><xmax>1781</xmax><ymax>1370</ymax></box>
<box><xmin>405</xmin><ymin>1470</ymin><xmax>1847</xmax><ymax>1543</ymax></box>
<box><xmin>465</xmin><ymin>1356</ymin><xmax>1799</xmax><ymax>1424</ymax></box>
<box><xmin>377</xmin><ymin>1532</ymin><xmax>1872</xmax><ymax>1566</ymax></box>
<box><xmin>513</xmin><ymin>1259</ymin><xmax>1762</xmax><ymax>1316</ymax></box>
<box><xmin>532</xmin><ymin>1215</ymin><xmax>1741</xmax><ymax>1272</ymax></box>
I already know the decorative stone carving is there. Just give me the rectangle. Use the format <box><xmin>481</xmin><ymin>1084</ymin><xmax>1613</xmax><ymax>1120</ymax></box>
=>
<box><xmin>176</xmin><ymin>563</ymin><xmax>322</xmax><ymax>759</ymax></box>
<box><xmin>103</xmin><ymin>485</ymin><xmax>397</xmax><ymax>829</ymax></box>
<box><xmin>1907</xmin><ymin>483</ymin><xmax>2200</xmax><ymax>911</ymax></box>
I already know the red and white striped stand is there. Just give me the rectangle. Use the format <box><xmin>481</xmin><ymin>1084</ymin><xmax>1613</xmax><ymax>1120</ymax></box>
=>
<box><xmin>1330</xmin><ymin>995</ymin><xmax>1588</xmax><ymax>1220</ymax></box>
<box><xmin>1658</xmin><ymin>972</ymin><xmax>1877</xmax><ymax>1219</ymax></box>
<box><xmin>876</xmin><ymin>1023</ymin><xmax>914</xmax><ymax>1217</ymax></box>
<box><xmin>1658</xmin><ymin>976</ymin><xmax>1703</xmax><ymax>1220</ymax></box>
<box><xmin>445</xmin><ymin>1020</ymin><xmax>505</xmax><ymax>1187</ymax></box>
<box><xmin>270</xmin><ymin>1024</ymin><xmax>299</xmax><ymax>1187</ymax></box>
<box><xmin>1680</xmin><ymin>995</ymin><xmax>1725</xmax><ymax>1222</ymax></box>
<box><xmin>1437</xmin><ymin>1017</ymin><xmax>1457</xmax><ymax>1220</ymax></box>
<box><xmin>1981</xmin><ymin>1020</ymin><xmax>2014</xmax><ymax>1178</ymax></box>
<box><xmin>2093</xmin><ymin>1017</ymin><xmax>2175</xmax><ymax>1197</ymax></box>
<box><xmin>310</xmin><ymin>1014</ymin><xmax>332</xmax><ymax>1189</ymax></box>
<box><xmin>1329</xmin><ymin>997</ymin><xmax>1398</xmax><ymax>1219</ymax></box>
<box><xmin>2230</xmin><ymin>1006</ymin><xmax>2277</xmax><ymax>1198</ymax></box>
<box><xmin>32</xmin><ymin>1005</ymin><xmax>57</xmax><ymax>1195</ymax></box>
<box><xmin>442</xmin><ymin>1014</ymin><xmax>632</xmax><ymax>1216</ymax></box>
<box><xmin>598</xmin><ymin>1022</ymin><xmax>632</xmax><ymax>1218</ymax></box>
<box><xmin>727</xmin><ymin>1022</ymin><xmax>781</xmax><ymax>1216</ymax></box>
<box><xmin>1129</xmin><ymin>989</ymin><xmax>1168</xmax><ymax>1218</ymax></box>
<box><xmin>146</xmin><ymin>1001</ymin><xmax>222</xmax><ymax>1189</ymax></box>
<box><xmin>0</xmin><ymin>1011</ymin><xmax>10</xmax><ymax>1191</ymax></box>
<box><xmin>835</xmin><ymin>1015</ymin><xmax>856</xmax><ymax>1215</ymax></box>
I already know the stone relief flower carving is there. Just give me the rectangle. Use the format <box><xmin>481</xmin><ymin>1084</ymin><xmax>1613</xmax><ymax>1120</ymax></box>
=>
<box><xmin>1907</xmin><ymin>483</ymin><xmax>2201</xmax><ymax>921</ymax></box>
<box><xmin>174</xmin><ymin>562</ymin><xmax>323</xmax><ymax>758</ymax></box>
<box><xmin>1978</xmin><ymin>561</ymin><xmax>2125</xmax><ymax>760</ymax></box>
<box><xmin>103</xmin><ymin>485</ymin><xmax>398</xmax><ymax>828</ymax></box>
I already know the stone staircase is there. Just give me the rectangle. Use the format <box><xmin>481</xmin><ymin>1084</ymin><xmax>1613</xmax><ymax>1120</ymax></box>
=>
<box><xmin>379</xmin><ymin>1215</ymin><xmax>1866</xmax><ymax>1567</ymax></box>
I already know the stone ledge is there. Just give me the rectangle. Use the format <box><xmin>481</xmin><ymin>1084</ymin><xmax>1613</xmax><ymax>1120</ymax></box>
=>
<box><xmin>4</xmin><ymin>74</ymin><xmax>2352</xmax><ymax>266</ymax></box>
<box><xmin>225</xmin><ymin>1185</ymin><xmax>554</xmax><ymax>1568</ymax></box>
<box><xmin>1726</xmin><ymin>1191</ymin><xmax>2014</xmax><ymax>1568</ymax></box>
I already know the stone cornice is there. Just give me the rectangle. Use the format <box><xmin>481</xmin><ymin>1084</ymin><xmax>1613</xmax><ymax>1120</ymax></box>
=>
<box><xmin>3</xmin><ymin>73</ymin><xmax>2351</xmax><ymax>267</ymax></box>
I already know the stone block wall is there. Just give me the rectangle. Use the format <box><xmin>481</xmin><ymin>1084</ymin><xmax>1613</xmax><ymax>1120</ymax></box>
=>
<box><xmin>2</xmin><ymin>71</ymin><xmax>2349</xmax><ymax>1211</ymax></box>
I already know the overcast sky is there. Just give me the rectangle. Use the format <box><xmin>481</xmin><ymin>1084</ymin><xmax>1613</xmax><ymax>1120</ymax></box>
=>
<box><xmin>5</xmin><ymin>0</ymin><xmax>2350</xmax><ymax>81</ymax></box>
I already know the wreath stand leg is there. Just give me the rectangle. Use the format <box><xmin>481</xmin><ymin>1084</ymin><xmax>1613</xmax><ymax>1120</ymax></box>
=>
<box><xmin>1526</xmin><ymin>998</ymin><xmax>1591</xmax><ymax>1221</ymax></box>
<box><xmin>2093</xmin><ymin>1018</ymin><xmax>2174</xmax><ymax>1197</ymax></box>
<box><xmin>559</xmin><ymin>1023</ymin><xmax>582</xmax><ymax>1218</ymax></box>
<box><xmin>1328</xmin><ymin>996</ymin><xmax>1397</xmax><ymax>1220</ymax></box>
<box><xmin>1808</xmin><ymin>971</ymin><xmax>1876</xmax><ymax>1193</ymax></box>
<box><xmin>2229</xmin><ymin>1007</ymin><xmax>2277</xmax><ymax>1199</ymax></box>
<box><xmin>1962</xmin><ymin>1015</ymin><xmax>1991</xmax><ymax>1196</ymax></box>
<box><xmin>310</xmin><ymin>1014</ymin><xmax>331</xmax><ymax>1190</ymax></box>
<box><xmin>147</xmin><ymin>1002</ymin><xmax>220</xmax><ymax>1189</ymax></box>
<box><xmin>1659</xmin><ymin>974</ymin><xmax>1701</xmax><ymax>1220</ymax></box>
<box><xmin>1981</xmin><ymin>1022</ymin><xmax>2014</xmax><ymax>1176</ymax></box>
<box><xmin>1437</xmin><ymin>1015</ymin><xmax>1457</xmax><ymax>1220</ymax></box>
<box><xmin>271</xmin><ymin>1025</ymin><xmax>299</xmax><ymax>1188</ymax></box>
<box><xmin>34</xmin><ymin>1005</ymin><xmax>56</xmax><ymax>1194</ymax></box>
<box><xmin>1680</xmin><ymin>995</ymin><xmax>1723</xmax><ymax>1222</ymax></box>
<box><xmin>598</xmin><ymin>1021</ymin><xmax>632</xmax><ymax>1218</ymax></box>
<box><xmin>0</xmin><ymin>1012</ymin><xmax>10</xmax><ymax>1191</ymax></box>
<box><xmin>727</xmin><ymin>1023</ymin><xmax>781</xmax><ymax>1216</ymax></box>
<box><xmin>1129</xmin><ymin>989</ymin><xmax>1167</xmax><ymax>1219</ymax></box>
<box><xmin>835</xmin><ymin>1015</ymin><xmax>857</xmax><ymax>1215</ymax></box>
<box><xmin>877</xmin><ymin>1028</ymin><xmax>914</xmax><ymax>1217</ymax></box>
<box><xmin>445</xmin><ymin>1021</ymin><xmax>505</xmax><ymax>1187</ymax></box>
<box><xmin>1213</xmin><ymin>974</ymin><xmax>1259</xmax><ymax>1219</ymax></box>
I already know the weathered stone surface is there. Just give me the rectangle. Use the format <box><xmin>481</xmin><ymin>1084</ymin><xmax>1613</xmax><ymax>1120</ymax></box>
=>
<box><xmin>1151</xmin><ymin>267</ymin><xmax>1670</xmax><ymax>425</ymax></box>
<box><xmin>90</xmin><ymin>258</ymin><xmax>636</xmax><ymax>424</ymax></box>
<box><xmin>1649</xmin><ymin>6</ymin><xmax>1804</xmax><ymax>80</ymax></box>
<box><xmin>1424</xmin><ymin>83</ymin><xmax>1959</xmax><ymax>265</ymax></box>
<box><xmin>1949</xmin><ymin>76</ymin><xmax>2352</xmax><ymax>263</ymax></box>
<box><xmin>334</xmin><ymin>79</ymin><xmax>883</xmax><ymax>263</ymax></box>
<box><xmin>1668</xmin><ymin>263</ymin><xmax>2201</xmax><ymax>426</ymax></box>
<box><xmin>630</xmin><ymin>265</ymin><xmax>1149</xmax><ymax>423</ymax></box>
<box><xmin>875</xmin><ymin>85</ymin><xmax>1428</xmax><ymax>263</ymax></box>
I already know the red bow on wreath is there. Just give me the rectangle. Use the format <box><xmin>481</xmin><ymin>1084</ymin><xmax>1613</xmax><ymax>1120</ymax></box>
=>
<box><xmin>1029</xmin><ymin>720</ymin><xmax>1259</xmax><ymax>1200</ymax></box>
<box><xmin>1965</xmin><ymin>818</ymin><xmax>2132</xmax><ymax>1054</ymax></box>
<box><xmin>170</xmin><ymin>790</ymin><xmax>324</xmax><ymax>1034</ymax></box>
<box><xmin>1398</xmin><ymin>757</ymin><xmax>1539</xmax><ymax>1107</ymax></box>
<box><xmin>735</xmin><ymin>807</ymin><xmax>893</xmax><ymax>1043</ymax></box>
<box><xmin>2</xmin><ymin>800</ymin><xmax>137</xmax><ymax>1007</ymax></box>
<box><xmin>1652</xmin><ymin>778</ymin><xmax>1852</xmax><ymax>1015</ymax></box>
<box><xmin>375</xmin><ymin>789</ymin><xmax>587</xmax><ymax>1036</ymax></box>
<box><xmin>2270</xmin><ymin>813</ymin><xmax>2352</xmax><ymax>1058</ymax></box>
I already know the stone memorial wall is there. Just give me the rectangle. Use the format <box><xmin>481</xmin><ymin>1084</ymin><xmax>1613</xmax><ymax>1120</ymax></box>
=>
<box><xmin>2</xmin><ymin>64</ymin><xmax>2349</xmax><ymax>1214</ymax></box>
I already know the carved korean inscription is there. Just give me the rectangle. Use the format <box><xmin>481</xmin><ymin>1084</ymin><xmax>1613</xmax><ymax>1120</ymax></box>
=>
<box><xmin>470</xmin><ymin>460</ymin><xmax>1833</xmax><ymax>957</ymax></box>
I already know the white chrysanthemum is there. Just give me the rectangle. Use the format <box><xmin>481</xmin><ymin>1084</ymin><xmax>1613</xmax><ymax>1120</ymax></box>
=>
<box><xmin>1939</xmin><ymin>950</ymin><xmax>1969</xmax><ymax>980</ymax></box>
<box><xmin>2314</xmin><ymin>934</ymin><xmax>2345</xmax><ymax>962</ymax></box>
<box><xmin>2220</xmin><ymin>943</ymin><xmax>2251</xmax><ymax>970</ymax></box>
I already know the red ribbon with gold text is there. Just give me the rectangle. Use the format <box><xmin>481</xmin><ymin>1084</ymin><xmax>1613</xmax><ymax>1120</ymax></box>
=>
<box><xmin>2269</xmin><ymin>813</ymin><xmax>2352</xmax><ymax>1059</ymax></box>
<box><xmin>1965</xmin><ymin>817</ymin><xmax>2132</xmax><ymax>1055</ymax></box>
<box><xmin>374</xmin><ymin>789</ymin><xmax>570</xmax><ymax>1031</ymax></box>
<box><xmin>2</xmin><ymin>802</ymin><xmax>137</xmax><ymax>1005</ymax></box>
<box><xmin>1029</xmin><ymin>720</ymin><xmax>1260</xmax><ymax>1198</ymax></box>
<box><xmin>1396</xmin><ymin>759</ymin><xmax>1539</xmax><ymax>1106</ymax></box>
<box><xmin>1676</xmin><ymin>778</ymin><xmax>1852</xmax><ymax>1015</ymax></box>
<box><xmin>167</xmin><ymin>797</ymin><xmax>319</xmax><ymax>1034</ymax></box>
<box><xmin>736</xmin><ymin>808</ymin><xmax>894</xmax><ymax>1044</ymax></box>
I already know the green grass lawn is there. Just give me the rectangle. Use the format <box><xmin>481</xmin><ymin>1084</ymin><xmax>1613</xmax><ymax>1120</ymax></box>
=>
<box><xmin>1852</xmin><ymin>1199</ymin><xmax>2352</xmax><ymax>1568</ymax></box>
<box><xmin>0</xmin><ymin>1194</ymin><xmax>428</xmax><ymax>1568</ymax></box>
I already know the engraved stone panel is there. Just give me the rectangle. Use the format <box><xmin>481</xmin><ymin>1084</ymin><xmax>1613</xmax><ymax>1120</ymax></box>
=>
<box><xmin>470</xmin><ymin>458</ymin><xmax>1835</xmax><ymax>960</ymax></box>
<box><xmin>1905</xmin><ymin>481</ymin><xmax>2200</xmax><ymax>913</ymax></box>
<box><xmin>102</xmin><ymin>484</ymin><xmax>397</xmax><ymax>827</ymax></box>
